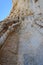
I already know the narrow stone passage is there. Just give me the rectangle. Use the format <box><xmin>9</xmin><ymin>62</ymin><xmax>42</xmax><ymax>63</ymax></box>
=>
<box><xmin>0</xmin><ymin>0</ymin><xmax>43</xmax><ymax>65</ymax></box>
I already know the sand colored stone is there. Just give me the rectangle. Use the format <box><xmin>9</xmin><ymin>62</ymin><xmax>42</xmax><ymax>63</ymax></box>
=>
<box><xmin>0</xmin><ymin>0</ymin><xmax>43</xmax><ymax>65</ymax></box>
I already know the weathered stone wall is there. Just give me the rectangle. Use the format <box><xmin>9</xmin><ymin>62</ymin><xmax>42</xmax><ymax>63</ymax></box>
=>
<box><xmin>9</xmin><ymin>0</ymin><xmax>32</xmax><ymax>19</ymax></box>
<box><xmin>0</xmin><ymin>0</ymin><xmax>43</xmax><ymax>65</ymax></box>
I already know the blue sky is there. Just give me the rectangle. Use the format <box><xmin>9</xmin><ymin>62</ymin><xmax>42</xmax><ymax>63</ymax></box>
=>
<box><xmin>0</xmin><ymin>0</ymin><xmax>12</xmax><ymax>21</ymax></box>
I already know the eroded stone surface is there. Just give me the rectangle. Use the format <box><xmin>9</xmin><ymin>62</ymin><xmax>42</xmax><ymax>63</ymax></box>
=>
<box><xmin>18</xmin><ymin>15</ymin><xmax>43</xmax><ymax>65</ymax></box>
<box><xmin>0</xmin><ymin>0</ymin><xmax>43</xmax><ymax>65</ymax></box>
<box><xmin>0</xmin><ymin>29</ymin><xmax>19</xmax><ymax>65</ymax></box>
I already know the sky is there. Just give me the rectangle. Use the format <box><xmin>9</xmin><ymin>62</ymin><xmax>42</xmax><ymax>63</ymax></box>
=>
<box><xmin>0</xmin><ymin>0</ymin><xmax>12</xmax><ymax>21</ymax></box>
<box><xmin>0</xmin><ymin>0</ymin><xmax>43</xmax><ymax>21</ymax></box>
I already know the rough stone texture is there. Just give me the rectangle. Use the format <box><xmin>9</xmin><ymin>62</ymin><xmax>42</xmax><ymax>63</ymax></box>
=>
<box><xmin>18</xmin><ymin>15</ymin><xmax>43</xmax><ymax>65</ymax></box>
<box><xmin>0</xmin><ymin>24</ymin><xmax>20</xmax><ymax>64</ymax></box>
<box><xmin>0</xmin><ymin>0</ymin><xmax>43</xmax><ymax>65</ymax></box>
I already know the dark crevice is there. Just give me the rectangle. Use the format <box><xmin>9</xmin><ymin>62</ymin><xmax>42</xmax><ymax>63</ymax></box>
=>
<box><xmin>35</xmin><ymin>0</ymin><xmax>38</xmax><ymax>3</ymax></box>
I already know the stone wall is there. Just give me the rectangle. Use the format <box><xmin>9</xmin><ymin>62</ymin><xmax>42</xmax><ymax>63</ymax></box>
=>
<box><xmin>0</xmin><ymin>0</ymin><xmax>43</xmax><ymax>65</ymax></box>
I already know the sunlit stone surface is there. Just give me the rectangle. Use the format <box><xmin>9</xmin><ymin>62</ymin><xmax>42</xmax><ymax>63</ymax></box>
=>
<box><xmin>0</xmin><ymin>0</ymin><xmax>43</xmax><ymax>65</ymax></box>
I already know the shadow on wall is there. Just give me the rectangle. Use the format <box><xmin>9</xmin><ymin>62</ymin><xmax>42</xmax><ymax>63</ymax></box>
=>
<box><xmin>0</xmin><ymin>0</ymin><xmax>12</xmax><ymax>21</ymax></box>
